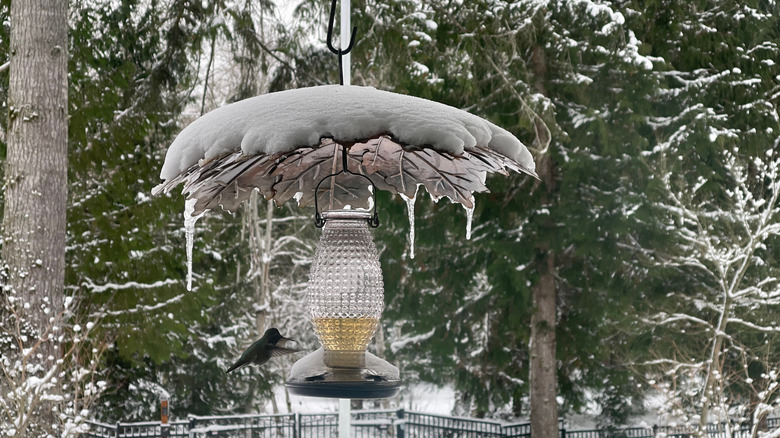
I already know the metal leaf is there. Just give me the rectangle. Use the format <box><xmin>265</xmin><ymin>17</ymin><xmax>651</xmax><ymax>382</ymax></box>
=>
<box><xmin>353</xmin><ymin>137</ymin><xmax>498</xmax><ymax>208</ymax></box>
<box><xmin>350</xmin><ymin>137</ymin><xmax>423</xmax><ymax>198</ymax></box>
<box><xmin>159</xmin><ymin>136</ymin><xmax>534</xmax><ymax>216</ymax></box>
<box><xmin>186</xmin><ymin>153</ymin><xmax>278</xmax><ymax>213</ymax></box>
<box><xmin>270</xmin><ymin>140</ymin><xmax>373</xmax><ymax>210</ymax></box>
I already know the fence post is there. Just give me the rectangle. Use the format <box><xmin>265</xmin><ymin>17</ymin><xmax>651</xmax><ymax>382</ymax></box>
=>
<box><xmin>161</xmin><ymin>397</ymin><xmax>170</xmax><ymax>438</ymax></box>
<box><xmin>189</xmin><ymin>415</ymin><xmax>197</xmax><ymax>438</ymax></box>
<box><xmin>115</xmin><ymin>422</ymin><xmax>121</xmax><ymax>438</ymax></box>
<box><xmin>396</xmin><ymin>409</ymin><xmax>405</xmax><ymax>438</ymax></box>
<box><xmin>293</xmin><ymin>413</ymin><xmax>300</xmax><ymax>438</ymax></box>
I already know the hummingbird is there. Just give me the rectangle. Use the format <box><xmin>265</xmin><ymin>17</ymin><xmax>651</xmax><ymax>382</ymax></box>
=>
<box><xmin>226</xmin><ymin>328</ymin><xmax>300</xmax><ymax>373</ymax></box>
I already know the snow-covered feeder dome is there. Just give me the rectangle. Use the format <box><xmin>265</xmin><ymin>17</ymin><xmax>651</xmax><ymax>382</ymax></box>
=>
<box><xmin>154</xmin><ymin>85</ymin><xmax>538</xmax><ymax>216</ymax></box>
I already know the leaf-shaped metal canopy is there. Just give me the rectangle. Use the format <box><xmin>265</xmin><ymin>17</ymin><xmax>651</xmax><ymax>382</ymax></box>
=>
<box><xmin>154</xmin><ymin>85</ymin><xmax>538</xmax><ymax>215</ymax></box>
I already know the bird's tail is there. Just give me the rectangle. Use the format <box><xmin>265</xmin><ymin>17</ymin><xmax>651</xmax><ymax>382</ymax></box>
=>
<box><xmin>226</xmin><ymin>359</ymin><xmax>246</xmax><ymax>374</ymax></box>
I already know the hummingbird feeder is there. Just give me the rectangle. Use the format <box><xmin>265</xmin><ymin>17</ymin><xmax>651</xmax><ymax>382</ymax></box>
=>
<box><xmin>284</xmin><ymin>143</ymin><xmax>401</xmax><ymax>398</ymax></box>
<box><xmin>153</xmin><ymin>0</ymin><xmax>538</xmax><ymax>401</ymax></box>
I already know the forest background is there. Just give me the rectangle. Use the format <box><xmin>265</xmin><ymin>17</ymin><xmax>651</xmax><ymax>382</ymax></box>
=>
<box><xmin>0</xmin><ymin>0</ymin><xmax>779</xmax><ymax>436</ymax></box>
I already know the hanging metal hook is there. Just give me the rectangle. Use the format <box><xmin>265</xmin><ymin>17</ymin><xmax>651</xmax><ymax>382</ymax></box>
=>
<box><xmin>314</xmin><ymin>144</ymin><xmax>379</xmax><ymax>228</ymax></box>
<box><xmin>326</xmin><ymin>0</ymin><xmax>357</xmax><ymax>85</ymax></box>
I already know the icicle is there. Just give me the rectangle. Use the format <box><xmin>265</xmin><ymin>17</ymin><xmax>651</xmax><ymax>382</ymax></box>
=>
<box><xmin>183</xmin><ymin>198</ymin><xmax>205</xmax><ymax>291</ymax></box>
<box><xmin>399</xmin><ymin>186</ymin><xmax>420</xmax><ymax>259</ymax></box>
<box><xmin>463</xmin><ymin>199</ymin><xmax>475</xmax><ymax>240</ymax></box>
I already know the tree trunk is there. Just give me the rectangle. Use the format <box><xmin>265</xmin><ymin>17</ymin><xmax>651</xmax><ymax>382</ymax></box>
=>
<box><xmin>530</xmin><ymin>248</ymin><xmax>558</xmax><ymax>437</ymax></box>
<box><xmin>2</xmin><ymin>0</ymin><xmax>68</xmax><ymax>435</ymax></box>
<box><xmin>4</xmin><ymin>0</ymin><xmax>68</xmax><ymax>331</ymax></box>
<box><xmin>529</xmin><ymin>44</ymin><xmax>559</xmax><ymax>438</ymax></box>
<box><xmin>697</xmin><ymin>293</ymin><xmax>731</xmax><ymax>436</ymax></box>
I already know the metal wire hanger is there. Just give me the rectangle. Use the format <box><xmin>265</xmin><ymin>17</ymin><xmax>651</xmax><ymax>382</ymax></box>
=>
<box><xmin>314</xmin><ymin>143</ymin><xmax>379</xmax><ymax>229</ymax></box>
<box><xmin>326</xmin><ymin>0</ymin><xmax>356</xmax><ymax>86</ymax></box>
<box><xmin>313</xmin><ymin>0</ymin><xmax>378</xmax><ymax>228</ymax></box>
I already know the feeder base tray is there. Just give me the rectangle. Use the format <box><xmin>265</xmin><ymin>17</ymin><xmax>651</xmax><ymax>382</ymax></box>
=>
<box><xmin>286</xmin><ymin>379</ymin><xmax>401</xmax><ymax>399</ymax></box>
<box><xmin>286</xmin><ymin>348</ymin><xmax>401</xmax><ymax>399</ymax></box>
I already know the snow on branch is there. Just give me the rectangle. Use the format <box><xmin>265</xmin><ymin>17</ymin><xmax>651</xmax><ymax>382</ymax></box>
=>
<box><xmin>92</xmin><ymin>293</ymin><xmax>186</xmax><ymax>317</ymax></box>
<box><xmin>1</xmin><ymin>289</ymin><xmax>111</xmax><ymax>436</ymax></box>
<box><xmin>648</xmin><ymin>312</ymin><xmax>715</xmax><ymax>330</ymax></box>
<box><xmin>80</xmin><ymin>278</ymin><xmax>180</xmax><ymax>293</ymax></box>
<box><xmin>725</xmin><ymin>318</ymin><xmax>780</xmax><ymax>333</ymax></box>
<box><xmin>390</xmin><ymin>327</ymin><xmax>437</xmax><ymax>354</ymax></box>
<box><xmin>633</xmin><ymin>358</ymin><xmax>704</xmax><ymax>374</ymax></box>
<box><xmin>636</xmin><ymin>145</ymin><xmax>780</xmax><ymax>431</ymax></box>
<box><xmin>731</xmin><ymin>276</ymin><xmax>779</xmax><ymax>299</ymax></box>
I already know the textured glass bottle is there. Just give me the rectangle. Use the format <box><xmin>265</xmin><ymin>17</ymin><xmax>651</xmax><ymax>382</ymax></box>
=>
<box><xmin>308</xmin><ymin>211</ymin><xmax>384</xmax><ymax>368</ymax></box>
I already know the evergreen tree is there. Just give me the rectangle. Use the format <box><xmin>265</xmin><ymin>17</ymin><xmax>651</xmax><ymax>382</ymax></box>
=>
<box><xmin>63</xmin><ymin>0</ymin><xmax>220</xmax><ymax>420</ymax></box>
<box><xmin>69</xmin><ymin>0</ymin><xmax>322</xmax><ymax>419</ymax></box>
<box><xmin>621</xmin><ymin>0</ymin><xmax>780</xmax><ymax>431</ymax></box>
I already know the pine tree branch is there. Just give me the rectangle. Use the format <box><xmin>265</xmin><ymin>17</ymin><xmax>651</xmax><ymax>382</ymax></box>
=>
<box><xmin>427</xmin><ymin>2</ymin><xmax>551</xmax><ymax>156</ymax></box>
<box><xmin>249</xmin><ymin>33</ymin><xmax>323</xmax><ymax>86</ymax></box>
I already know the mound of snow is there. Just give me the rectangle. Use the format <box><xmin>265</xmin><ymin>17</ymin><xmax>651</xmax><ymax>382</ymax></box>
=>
<box><xmin>159</xmin><ymin>85</ymin><xmax>535</xmax><ymax>181</ymax></box>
